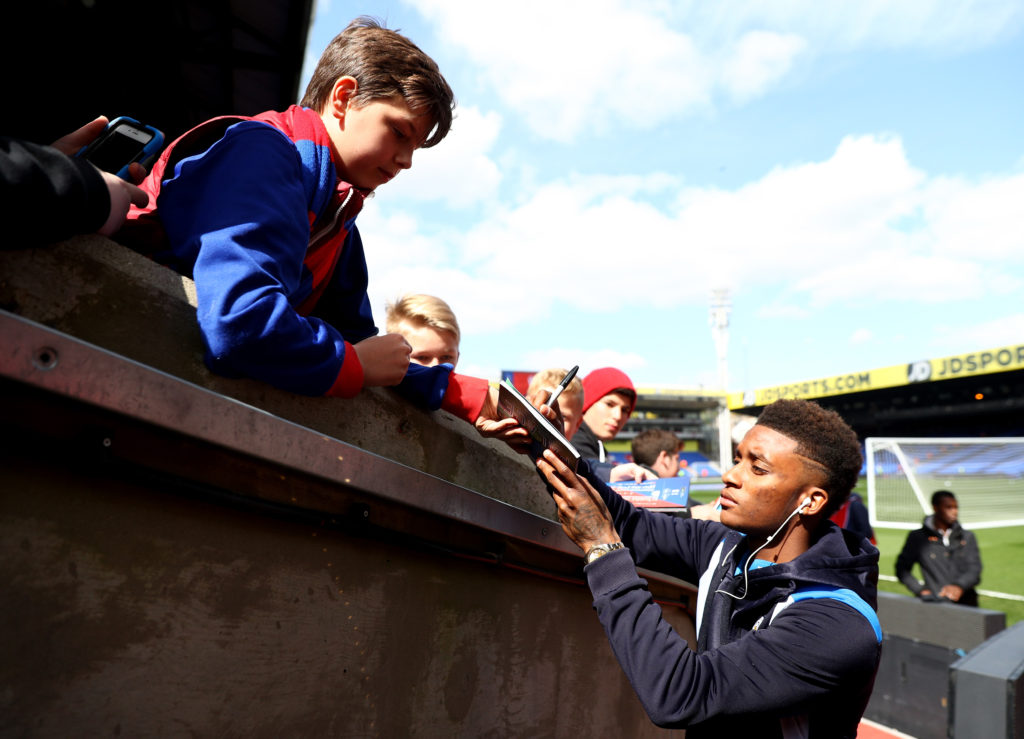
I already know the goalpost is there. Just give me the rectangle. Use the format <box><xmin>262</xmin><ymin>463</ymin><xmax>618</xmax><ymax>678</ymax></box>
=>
<box><xmin>866</xmin><ymin>437</ymin><xmax>1024</xmax><ymax>530</ymax></box>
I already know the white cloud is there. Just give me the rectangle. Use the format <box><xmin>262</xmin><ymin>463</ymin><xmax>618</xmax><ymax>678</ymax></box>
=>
<box><xmin>949</xmin><ymin>314</ymin><xmax>1024</xmax><ymax>350</ymax></box>
<box><xmin>923</xmin><ymin>172</ymin><xmax>1024</xmax><ymax>261</ymax></box>
<box><xmin>519</xmin><ymin>347</ymin><xmax>650</xmax><ymax>377</ymax></box>
<box><xmin>917</xmin><ymin>314</ymin><xmax>1024</xmax><ymax>360</ymax></box>
<box><xmin>363</xmin><ymin>133</ymin><xmax>1022</xmax><ymax>340</ymax></box>
<box><xmin>756</xmin><ymin>304</ymin><xmax>813</xmax><ymax>320</ymax></box>
<box><xmin>794</xmin><ymin>250</ymin><xmax>1019</xmax><ymax>305</ymax></box>
<box><xmin>719</xmin><ymin>31</ymin><xmax>807</xmax><ymax>103</ymax></box>
<box><xmin>382</xmin><ymin>105</ymin><xmax>503</xmax><ymax>209</ymax></box>
<box><xmin>676</xmin><ymin>1</ymin><xmax>1023</xmax><ymax>52</ymax></box>
<box><xmin>849</xmin><ymin>328</ymin><xmax>874</xmax><ymax>344</ymax></box>
<box><xmin>456</xmin><ymin>361</ymin><xmax>504</xmax><ymax>381</ymax></box>
<box><xmin>438</xmin><ymin>351</ymin><xmax>652</xmax><ymax>385</ymax></box>
<box><xmin>406</xmin><ymin>0</ymin><xmax>1023</xmax><ymax>140</ymax></box>
<box><xmin>672</xmin><ymin>135</ymin><xmax>926</xmax><ymax>279</ymax></box>
<box><xmin>414</xmin><ymin>0</ymin><xmax>711</xmax><ymax>141</ymax></box>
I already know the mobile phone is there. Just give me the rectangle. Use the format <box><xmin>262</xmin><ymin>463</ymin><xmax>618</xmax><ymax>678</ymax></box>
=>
<box><xmin>75</xmin><ymin>116</ymin><xmax>164</xmax><ymax>181</ymax></box>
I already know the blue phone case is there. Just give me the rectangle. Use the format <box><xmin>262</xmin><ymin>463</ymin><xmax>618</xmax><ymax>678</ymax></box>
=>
<box><xmin>76</xmin><ymin>116</ymin><xmax>165</xmax><ymax>181</ymax></box>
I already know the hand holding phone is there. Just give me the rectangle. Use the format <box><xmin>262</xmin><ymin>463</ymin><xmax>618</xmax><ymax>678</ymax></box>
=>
<box><xmin>75</xmin><ymin>116</ymin><xmax>164</xmax><ymax>181</ymax></box>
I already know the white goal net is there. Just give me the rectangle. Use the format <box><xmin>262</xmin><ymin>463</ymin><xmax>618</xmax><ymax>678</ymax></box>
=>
<box><xmin>866</xmin><ymin>437</ymin><xmax>1024</xmax><ymax>530</ymax></box>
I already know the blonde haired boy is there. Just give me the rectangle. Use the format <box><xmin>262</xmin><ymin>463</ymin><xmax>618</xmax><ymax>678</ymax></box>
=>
<box><xmin>385</xmin><ymin>294</ymin><xmax>460</xmax><ymax>368</ymax></box>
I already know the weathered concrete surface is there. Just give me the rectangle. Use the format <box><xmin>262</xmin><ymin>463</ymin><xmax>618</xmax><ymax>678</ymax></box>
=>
<box><xmin>0</xmin><ymin>434</ymin><xmax>691</xmax><ymax>738</ymax></box>
<box><xmin>1</xmin><ymin>237</ymin><xmax>699</xmax><ymax>737</ymax></box>
<box><xmin>0</xmin><ymin>237</ymin><xmax>554</xmax><ymax>518</ymax></box>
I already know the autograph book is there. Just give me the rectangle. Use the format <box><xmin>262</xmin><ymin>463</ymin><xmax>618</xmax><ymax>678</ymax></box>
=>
<box><xmin>496</xmin><ymin>379</ymin><xmax>581</xmax><ymax>471</ymax></box>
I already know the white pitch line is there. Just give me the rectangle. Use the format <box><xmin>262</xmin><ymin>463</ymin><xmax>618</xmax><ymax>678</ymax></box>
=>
<box><xmin>878</xmin><ymin>574</ymin><xmax>1024</xmax><ymax>602</ymax></box>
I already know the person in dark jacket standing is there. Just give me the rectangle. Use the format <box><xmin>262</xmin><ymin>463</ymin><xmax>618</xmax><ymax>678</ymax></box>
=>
<box><xmin>534</xmin><ymin>398</ymin><xmax>881</xmax><ymax>738</ymax></box>
<box><xmin>896</xmin><ymin>490</ymin><xmax>981</xmax><ymax>606</ymax></box>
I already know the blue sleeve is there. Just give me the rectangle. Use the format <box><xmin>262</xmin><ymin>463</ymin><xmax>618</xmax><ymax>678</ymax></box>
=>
<box><xmin>158</xmin><ymin>122</ymin><xmax>353</xmax><ymax>396</ymax></box>
<box><xmin>587</xmin><ymin>553</ymin><xmax>881</xmax><ymax>728</ymax></box>
<box><xmin>587</xmin><ymin>460</ymin><xmax>615</xmax><ymax>482</ymax></box>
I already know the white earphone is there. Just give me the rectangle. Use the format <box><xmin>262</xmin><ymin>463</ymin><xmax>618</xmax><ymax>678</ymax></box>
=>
<box><xmin>717</xmin><ymin>495</ymin><xmax>814</xmax><ymax>601</ymax></box>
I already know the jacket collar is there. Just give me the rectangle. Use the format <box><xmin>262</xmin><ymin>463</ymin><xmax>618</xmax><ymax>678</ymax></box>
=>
<box><xmin>719</xmin><ymin>521</ymin><xmax>880</xmax><ymax>616</ymax></box>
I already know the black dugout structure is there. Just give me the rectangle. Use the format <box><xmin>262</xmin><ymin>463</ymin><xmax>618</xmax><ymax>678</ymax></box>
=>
<box><xmin>6</xmin><ymin>0</ymin><xmax>314</xmax><ymax>146</ymax></box>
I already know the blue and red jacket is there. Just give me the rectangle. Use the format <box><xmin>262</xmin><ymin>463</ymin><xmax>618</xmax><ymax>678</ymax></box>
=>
<box><xmin>120</xmin><ymin>106</ymin><xmax>487</xmax><ymax>420</ymax></box>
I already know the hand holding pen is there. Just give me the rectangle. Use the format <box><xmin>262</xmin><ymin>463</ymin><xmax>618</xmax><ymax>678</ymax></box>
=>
<box><xmin>546</xmin><ymin>365</ymin><xmax>579</xmax><ymax>410</ymax></box>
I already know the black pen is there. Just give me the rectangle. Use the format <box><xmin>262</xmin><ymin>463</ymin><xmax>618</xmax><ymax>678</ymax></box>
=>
<box><xmin>546</xmin><ymin>365</ymin><xmax>579</xmax><ymax>408</ymax></box>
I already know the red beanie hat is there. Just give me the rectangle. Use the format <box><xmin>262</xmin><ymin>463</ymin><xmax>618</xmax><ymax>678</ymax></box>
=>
<box><xmin>582</xmin><ymin>367</ymin><xmax>637</xmax><ymax>415</ymax></box>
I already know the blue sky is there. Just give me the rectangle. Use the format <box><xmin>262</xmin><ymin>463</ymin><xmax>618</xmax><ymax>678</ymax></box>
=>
<box><xmin>301</xmin><ymin>1</ymin><xmax>1024</xmax><ymax>394</ymax></box>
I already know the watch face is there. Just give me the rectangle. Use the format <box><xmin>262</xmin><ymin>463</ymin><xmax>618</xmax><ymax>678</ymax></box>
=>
<box><xmin>586</xmin><ymin>542</ymin><xmax>622</xmax><ymax>564</ymax></box>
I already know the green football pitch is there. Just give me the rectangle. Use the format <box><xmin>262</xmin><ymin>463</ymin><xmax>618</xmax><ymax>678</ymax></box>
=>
<box><xmin>874</xmin><ymin>525</ymin><xmax>1024</xmax><ymax>626</ymax></box>
<box><xmin>871</xmin><ymin>473</ymin><xmax>1024</xmax><ymax>529</ymax></box>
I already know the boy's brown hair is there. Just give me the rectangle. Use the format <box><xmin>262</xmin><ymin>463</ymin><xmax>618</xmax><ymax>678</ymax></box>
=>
<box><xmin>385</xmin><ymin>294</ymin><xmax>461</xmax><ymax>344</ymax></box>
<box><xmin>631</xmin><ymin>429</ymin><xmax>680</xmax><ymax>468</ymax></box>
<box><xmin>301</xmin><ymin>16</ymin><xmax>455</xmax><ymax>148</ymax></box>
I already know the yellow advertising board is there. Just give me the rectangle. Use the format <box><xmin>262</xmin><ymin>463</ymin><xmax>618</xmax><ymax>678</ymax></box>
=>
<box><xmin>728</xmin><ymin>342</ymin><xmax>1024</xmax><ymax>409</ymax></box>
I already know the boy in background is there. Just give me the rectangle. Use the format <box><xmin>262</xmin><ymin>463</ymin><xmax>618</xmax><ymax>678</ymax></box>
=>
<box><xmin>571</xmin><ymin>367</ymin><xmax>636</xmax><ymax>464</ymax></box>
<box><xmin>385</xmin><ymin>294</ymin><xmax>460</xmax><ymax>368</ymax></box>
<box><xmin>629</xmin><ymin>428</ymin><xmax>719</xmax><ymax>520</ymax></box>
<box><xmin>119</xmin><ymin>18</ymin><xmax>514</xmax><ymax>436</ymax></box>
<box><xmin>631</xmin><ymin>429</ymin><xmax>681</xmax><ymax>480</ymax></box>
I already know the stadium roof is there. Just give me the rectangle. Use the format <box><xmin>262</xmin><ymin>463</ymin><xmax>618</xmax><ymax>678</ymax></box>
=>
<box><xmin>729</xmin><ymin>342</ymin><xmax>1024</xmax><ymax>410</ymax></box>
<box><xmin>729</xmin><ymin>342</ymin><xmax>1024</xmax><ymax>438</ymax></box>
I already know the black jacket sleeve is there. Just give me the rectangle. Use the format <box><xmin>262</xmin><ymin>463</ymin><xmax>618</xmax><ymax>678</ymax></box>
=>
<box><xmin>894</xmin><ymin>530</ymin><xmax>925</xmax><ymax>595</ymax></box>
<box><xmin>1</xmin><ymin>136</ymin><xmax>110</xmax><ymax>247</ymax></box>
<box><xmin>570</xmin><ymin>422</ymin><xmax>602</xmax><ymax>460</ymax></box>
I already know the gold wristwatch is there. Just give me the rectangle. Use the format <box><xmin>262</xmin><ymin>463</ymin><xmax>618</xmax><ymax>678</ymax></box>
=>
<box><xmin>584</xmin><ymin>542</ymin><xmax>624</xmax><ymax>565</ymax></box>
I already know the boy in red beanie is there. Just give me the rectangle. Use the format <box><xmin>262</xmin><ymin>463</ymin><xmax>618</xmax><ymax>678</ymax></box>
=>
<box><xmin>571</xmin><ymin>367</ymin><xmax>637</xmax><ymax>467</ymax></box>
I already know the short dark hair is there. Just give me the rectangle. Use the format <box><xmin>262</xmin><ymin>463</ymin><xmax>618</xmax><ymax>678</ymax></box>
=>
<box><xmin>755</xmin><ymin>399</ymin><xmax>862</xmax><ymax>517</ymax></box>
<box><xmin>932</xmin><ymin>490</ymin><xmax>957</xmax><ymax>506</ymax></box>
<box><xmin>300</xmin><ymin>16</ymin><xmax>455</xmax><ymax>148</ymax></box>
<box><xmin>631</xmin><ymin>429</ymin><xmax>680</xmax><ymax>467</ymax></box>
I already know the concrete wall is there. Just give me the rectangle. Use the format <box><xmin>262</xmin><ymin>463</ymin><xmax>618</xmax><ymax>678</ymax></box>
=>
<box><xmin>0</xmin><ymin>433</ymin><xmax>691</xmax><ymax>737</ymax></box>
<box><xmin>0</xmin><ymin>237</ymin><xmax>553</xmax><ymax>518</ymax></box>
<box><xmin>0</xmin><ymin>238</ymin><xmax>696</xmax><ymax>736</ymax></box>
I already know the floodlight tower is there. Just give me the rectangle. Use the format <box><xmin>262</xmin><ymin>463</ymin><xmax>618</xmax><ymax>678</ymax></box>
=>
<box><xmin>709</xmin><ymin>288</ymin><xmax>732</xmax><ymax>476</ymax></box>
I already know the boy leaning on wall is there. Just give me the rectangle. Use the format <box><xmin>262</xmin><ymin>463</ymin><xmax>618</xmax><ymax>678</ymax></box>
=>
<box><xmin>118</xmin><ymin>17</ymin><xmax>521</xmax><ymax>441</ymax></box>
